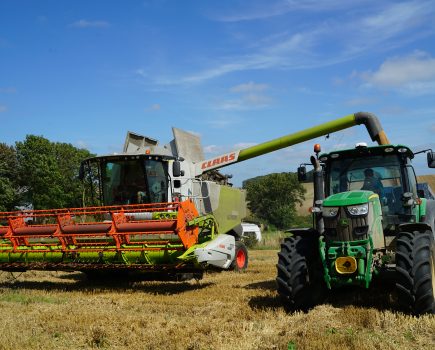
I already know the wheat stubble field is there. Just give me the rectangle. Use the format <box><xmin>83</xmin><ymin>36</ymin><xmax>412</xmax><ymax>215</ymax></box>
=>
<box><xmin>0</xmin><ymin>250</ymin><xmax>433</xmax><ymax>350</ymax></box>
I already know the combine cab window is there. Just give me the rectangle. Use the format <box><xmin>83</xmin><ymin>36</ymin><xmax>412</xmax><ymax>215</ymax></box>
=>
<box><xmin>100</xmin><ymin>158</ymin><xmax>169</xmax><ymax>205</ymax></box>
<box><xmin>146</xmin><ymin>160</ymin><xmax>168</xmax><ymax>203</ymax></box>
<box><xmin>327</xmin><ymin>155</ymin><xmax>404</xmax><ymax>216</ymax></box>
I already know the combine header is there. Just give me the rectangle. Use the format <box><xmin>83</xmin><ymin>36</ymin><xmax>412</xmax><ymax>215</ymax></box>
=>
<box><xmin>0</xmin><ymin>200</ymin><xmax>219</xmax><ymax>273</ymax></box>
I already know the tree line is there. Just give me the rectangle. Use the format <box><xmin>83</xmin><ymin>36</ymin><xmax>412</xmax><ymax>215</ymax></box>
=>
<box><xmin>243</xmin><ymin>172</ymin><xmax>308</xmax><ymax>230</ymax></box>
<box><xmin>0</xmin><ymin>135</ymin><xmax>93</xmax><ymax>211</ymax></box>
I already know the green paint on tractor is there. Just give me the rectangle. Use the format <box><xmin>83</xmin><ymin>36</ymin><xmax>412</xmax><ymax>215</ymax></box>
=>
<box><xmin>277</xmin><ymin>141</ymin><xmax>435</xmax><ymax>315</ymax></box>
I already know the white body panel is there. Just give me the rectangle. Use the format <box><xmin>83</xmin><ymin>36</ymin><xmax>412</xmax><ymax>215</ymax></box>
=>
<box><xmin>194</xmin><ymin>234</ymin><xmax>235</xmax><ymax>269</ymax></box>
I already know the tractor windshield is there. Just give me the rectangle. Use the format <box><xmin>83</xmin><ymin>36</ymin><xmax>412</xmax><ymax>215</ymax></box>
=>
<box><xmin>327</xmin><ymin>154</ymin><xmax>405</xmax><ymax>216</ymax></box>
<box><xmin>100</xmin><ymin>157</ymin><xmax>169</xmax><ymax>205</ymax></box>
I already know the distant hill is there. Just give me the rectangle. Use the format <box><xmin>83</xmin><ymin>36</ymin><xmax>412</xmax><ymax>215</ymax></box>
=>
<box><xmin>418</xmin><ymin>175</ymin><xmax>435</xmax><ymax>194</ymax></box>
<box><xmin>296</xmin><ymin>174</ymin><xmax>435</xmax><ymax>215</ymax></box>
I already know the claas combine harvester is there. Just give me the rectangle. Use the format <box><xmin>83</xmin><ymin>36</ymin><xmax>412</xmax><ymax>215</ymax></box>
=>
<box><xmin>0</xmin><ymin>112</ymin><xmax>434</xmax><ymax>314</ymax></box>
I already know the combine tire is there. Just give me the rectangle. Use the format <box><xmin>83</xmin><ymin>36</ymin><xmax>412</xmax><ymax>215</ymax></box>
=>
<box><xmin>396</xmin><ymin>230</ymin><xmax>435</xmax><ymax>315</ymax></box>
<box><xmin>276</xmin><ymin>235</ymin><xmax>325</xmax><ymax>311</ymax></box>
<box><xmin>231</xmin><ymin>241</ymin><xmax>248</xmax><ymax>271</ymax></box>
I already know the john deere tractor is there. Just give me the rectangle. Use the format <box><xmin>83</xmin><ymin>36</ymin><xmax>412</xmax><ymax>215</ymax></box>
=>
<box><xmin>277</xmin><ymin>140</ymin><xmax>435</xmax><ymax>315</ymax></box>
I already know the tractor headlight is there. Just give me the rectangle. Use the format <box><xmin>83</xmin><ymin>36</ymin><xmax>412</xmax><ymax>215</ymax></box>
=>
<box><xmin>322</xmin><ymin>206</ymin><xmax>339</xmax><ymax>217</ymax></box>
<box><xmin>346</xmin><ymin>203</ymin><xmax>368</xmax><ymax>216</ymax></box>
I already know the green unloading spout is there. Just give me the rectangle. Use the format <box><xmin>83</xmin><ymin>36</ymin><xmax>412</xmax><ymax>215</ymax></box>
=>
<box><xmin>196</xmin><ymin>112</ymin><xmax>390</xmax><ymax>174</ymax></box>
<box><xmin>237</xmin><ymin>112</ymin><xmax>390</xmax><ymax>162</ymax></box>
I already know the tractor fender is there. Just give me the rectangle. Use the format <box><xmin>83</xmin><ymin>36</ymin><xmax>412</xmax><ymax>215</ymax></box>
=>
<box><xmin>398</xmin><ymin>222</ymin><xmax>433</xmax><ymax>236</ymax></box>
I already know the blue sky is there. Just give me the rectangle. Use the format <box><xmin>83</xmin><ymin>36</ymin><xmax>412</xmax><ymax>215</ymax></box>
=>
<box><xmin>1</xmin><ymin>0</ymin><xmax>435</xmax><ymax>185</ymax></box>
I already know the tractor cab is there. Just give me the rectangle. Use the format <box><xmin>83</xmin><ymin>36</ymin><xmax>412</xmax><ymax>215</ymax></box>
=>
<box><xmin>320</xmin><ymin>144</ymin><xmax>420</xmax><ymax>233</ymax></box>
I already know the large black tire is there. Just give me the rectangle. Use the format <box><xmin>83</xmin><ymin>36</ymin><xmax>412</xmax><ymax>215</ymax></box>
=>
<box><xmin>276</xmin><ymin>235</ymin><xmax>326</xmax><ymax>311</ymax></box>
<box><xmin>396</xmin><ymin>230</ymin><xmax>435</xmax><ymax>315</ymax></box>
<box><xmin>230</xmin><ymin>241</ymin><xmax>249</xmax><ymax>272</ymax></box>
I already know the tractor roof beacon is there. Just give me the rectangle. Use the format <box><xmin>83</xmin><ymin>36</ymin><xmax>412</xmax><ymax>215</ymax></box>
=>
<box><xmin>277</xmin><ymin>138</ymin><xmax>435</xmax><ymax>315</ymax></box>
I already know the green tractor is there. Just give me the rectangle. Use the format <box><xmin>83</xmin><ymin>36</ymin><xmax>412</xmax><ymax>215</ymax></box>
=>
<box><xmin>277</xmin><ymin>142</ymin><xmax>435</xmax><ymax>315</ymax></box>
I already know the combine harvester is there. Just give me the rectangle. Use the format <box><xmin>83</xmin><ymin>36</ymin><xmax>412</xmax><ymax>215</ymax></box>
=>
<box><xmin>0</xmin><ymin>112</ymin><xmax>434</xmax><ymax>312</ymax></box>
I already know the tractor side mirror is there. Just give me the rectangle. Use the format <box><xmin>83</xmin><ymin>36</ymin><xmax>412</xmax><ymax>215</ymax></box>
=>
<box><xmin>427</xmin><ymin>152</ymin><xmax>435</xmax><ymax>168</ymax></box>
<box><xmin>78</xmin><ymin>163</ymin><xmax>85</xmax><ymax>181</ymax></box>
<box><xmin>173</xmin><ymin>180</ymin><xmax>181</xmax><ymax>189</ymax></box>
<box><xmin>173</xmin><ymin>160</ymin><xmax>184</xmax><ymax>177</ymax></box>
<box><xmin>297</xmin><ymin>166</ymin><xmax>307</xmax><ymax>182</ymax></box>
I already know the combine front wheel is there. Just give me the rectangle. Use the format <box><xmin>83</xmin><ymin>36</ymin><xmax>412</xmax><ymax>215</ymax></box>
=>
<box><xmin>396</xmin><ymin>230</ymin><xmax>435</xmax><ymax>315</ymax></box>
<box><xmin>231</xmin><ymin>241</ymin><xmax>248</xmax><ymax>271</ymax></box>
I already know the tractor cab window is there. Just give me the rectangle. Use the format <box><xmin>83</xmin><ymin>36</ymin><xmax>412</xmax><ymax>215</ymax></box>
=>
<box><xmin>405</xmin><ymin>165</ymin><xmax>418</xmax><ymax>197</ymax></box>
<box><xmin>100</xmin><ymin>158</ymin><xmax>169</xmax><ymax>206</ymax></box>
<box><xmin>328</xmin><ymin>155</ymin><xmax>404</xmax><ymax>215</ymax></box>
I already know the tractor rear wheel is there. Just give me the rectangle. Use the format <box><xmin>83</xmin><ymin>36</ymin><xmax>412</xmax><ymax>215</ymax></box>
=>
<box><xmin>231</xmin><ymin>240</ymin><xmax>249</xmax><ymax>271</ymax></box>
<box><xmin>276</xmin><ymin>235</ymin><xmax>326</xmax><ymax>311</ymax></box>
<box><xmin>396</xmin><ymin>230</ymin><xmax>435</xmax><ymax>315</ymax></box>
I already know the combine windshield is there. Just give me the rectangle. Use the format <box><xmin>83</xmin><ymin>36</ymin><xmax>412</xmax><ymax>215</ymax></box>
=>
<box><xmin>100</xmin><ymin>157</ymin><xmax>169</xmax><ymax>205</ymax></box>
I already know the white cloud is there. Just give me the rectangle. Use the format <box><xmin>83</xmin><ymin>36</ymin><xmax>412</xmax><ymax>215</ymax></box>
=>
<box><xmin>211</xmin><ymin>0</ymin><xmax>367</xmax><ymax>22</ymax></box>
<box><xmin>70</xmin><ymin>20</ymin><xmax>110</xmax><ymax>28</ymax></box>
<box><xmin>136</xmin><ymin>69</ymin><xmax>147</xmax><ymax>78</ymax></box>
<box><xmin>37</xmin><ymin>15</ymin><xmax>47</xmax><ymax>23</ymax></box>
<box><xmin>230</xmin><ymin>82</ymin><xmax>268</xmax><ymax>93</ymax></box>
<box><xmin>75</xmin><ymin>140</ymin><xmax>89</xmax><ymax>149</ymax></box>
<box><xmin>0</xmin><ymin>105</ymin><xmax>7</xmax><ymax>113</ymax></box>
<box><xmin>359</xmin><ymin>51</ymin><xmax>435</xmax><ymax>95</ymax></box>
<box><xmin>216</xmin><ymin>95</ymin><xmax>272</xmax><ymax>111</ymax></box>
<box><xmin>344</xmin><ymin>97</ymin><xmax>378</xmax><ymax>107</ymax></box>
<box><xmin>0</xmin><ymin>87</ymin><xmax>16</xmax><ymax>93</ymax></box>
<box><xmin>216</xmin><ymin>82</ymin><xmax>272</xmax><ymax>111</ymax></box>
<box><xmin>234</xmin><ymin>142</ymin><xmax>256</xmax><ymax>149</ymax></box>
<box><xmin>152</xmin><ymin>1</ymin><xmax>435</xmax><ymax>85</ymax></box>
<box><xmin>360</xmin><ymin>2</ymin><xmax>426</xmax><ymax>36</ymax></box>
<box><xmin>144</xmin><ymin>104</ymin><xmax>161</xmax><ymax>112</ymax></box>
<box><xmin>206</xmin><ymin>115</ymin><xmax>242</xmax><ymax>129</ymax></box>
<box><xmin>204</xmin><ymin>145</ymin><xmax>224</xmax><ymax>154</ymax></box>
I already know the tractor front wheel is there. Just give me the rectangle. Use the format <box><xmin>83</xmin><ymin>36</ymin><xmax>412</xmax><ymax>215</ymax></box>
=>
<box><xmin>396</xmin><ymin>230</ymin><xmax>435</xmax><ymax>315</ymax></box>
<box><xmin>276</xmin><ymin>235</ymin><xmax>326</xmax><ymax>312</ymax></box>
<box><xmin>231</xmin><ymin>240</ymin><xmax>249</xmax><ymax>271</ymax></box>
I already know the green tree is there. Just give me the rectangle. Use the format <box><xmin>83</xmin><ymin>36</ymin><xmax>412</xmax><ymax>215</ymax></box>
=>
<box><xmin>0</xmin><ymin>143</ymin><xmax>19</xmax><ymax>211</ymax></box>
<box><xmin>244</xmin><ymin>172</ymin><xmax>306</xmax><ymax>229</ymax></box>
<box><xmin>16</xmin><ymin>135</ymin><xmax>93</xmax><ymax>210</ymax></box>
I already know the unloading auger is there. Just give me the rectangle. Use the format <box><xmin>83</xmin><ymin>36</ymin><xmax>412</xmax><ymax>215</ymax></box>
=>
<box><xmin>0</xmin><ymin>112</ymin><xmax>393</xmax><ymax>279</ymax></box>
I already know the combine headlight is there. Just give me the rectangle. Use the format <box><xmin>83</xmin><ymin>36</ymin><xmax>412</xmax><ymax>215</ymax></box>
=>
<box><xmin>346</xmin><ymin>203</ymin><xmax>368</xmax><ymax>216</ymax></box>
<box><xmin>322</xmin><ymin>206</ymin><xmax>339</xmax><ymax>217</ymax></box>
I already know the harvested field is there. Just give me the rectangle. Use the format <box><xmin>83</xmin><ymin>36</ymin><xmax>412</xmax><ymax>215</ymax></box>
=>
<box><xmin>0</xmin><ymin>250</ymin><xmax>434</xmax><ymax>350</ymax></box>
